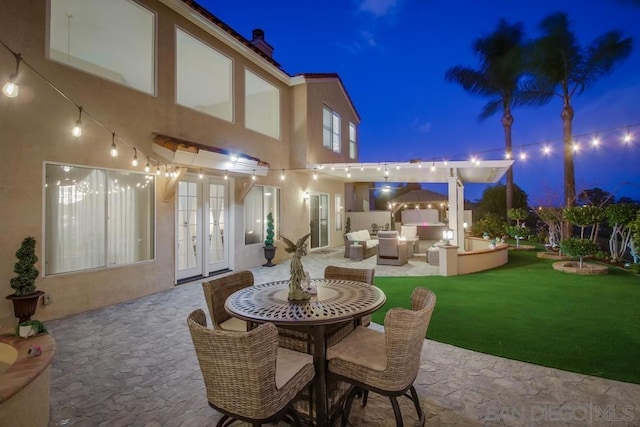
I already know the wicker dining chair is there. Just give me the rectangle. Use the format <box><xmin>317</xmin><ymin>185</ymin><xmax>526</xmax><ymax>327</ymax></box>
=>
<box><xmin>323</xmin><ymin>266</ymin><xmax>375</xmax><ymax>327</ymax></box>
<box><xmin>187</xmin><ymin>309</ymin><xmax>315</xmax><ymax>426</ymax></box>
<box><xmin>326</xmin><ymin>287</ymin><xmax>436</xmax><ymax>426</ymax></box>
<box><xmin>202</xmin><ymin>271</ymin><xmax>253</xmax><ymax>331</ymax></box>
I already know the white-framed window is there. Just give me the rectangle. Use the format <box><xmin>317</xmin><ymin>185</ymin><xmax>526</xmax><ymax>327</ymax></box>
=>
<box><xmin>323</xmin><ymin>106</ymin><xmax>341</xmax><ymax>153</ymax></box>
<box><xmin>49</xmin><ymin>0</ymin><xmax>155</xmax><ymax>95</ymax></box>
<box><xmin>335</xmin><ymin>194</ymin><xmax>343</xmax><ymax>232</ymax></box>
<box><xmin>245</xmin><ymin>69</ymin><xmax>280</xmax><ymax>139</ymax></box>
<box><xmin>244</xmin><ymin>185</ymin><xmax>280</xmax><ymax>245</ymax></box>
<box><xmin>349</xmin><ymin>123</ymin><xmax>357</xmax><ymax>159</ymax></box>
<box><xmin>176</xmin><ymin>28</ymin><xmax>233</xmax><ymax>121</ymax></box>
<box><xmin>44</xmin><ymin>163</ymin><xmax>155</xmax><ymax>275</ymax></box>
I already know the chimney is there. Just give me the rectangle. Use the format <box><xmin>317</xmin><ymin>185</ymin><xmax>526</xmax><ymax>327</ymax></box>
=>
<box><xmin>250</xmin><ymin>28</ymin><xmax>274</xmax><ymax>58</ymax></box>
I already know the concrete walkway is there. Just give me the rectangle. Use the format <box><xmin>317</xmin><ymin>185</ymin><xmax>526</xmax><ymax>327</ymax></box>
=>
<box><xmin>47</xmin><ymin>248</ymin><xmax>640</xmax><ymax>426</ymax></box>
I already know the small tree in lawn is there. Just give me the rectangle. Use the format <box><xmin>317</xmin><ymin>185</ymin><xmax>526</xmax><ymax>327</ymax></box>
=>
<box><xmin>629</xmin><ymin>211</ymin><xmax>640</xmax><ymax>264</ymax></box>
<box><xmin>605</xmin><ymin>203</ymin><xmax>639</xmax><ymax>262</ymax></box>
<box><xmin>505</xmin><ymin>208</ymin><xmax>530</xmax><ymax>248</ymax></box>
<box><xmin>563</xmin><ymin>205</ymin><xmax>605</xmax><ymax>242</ymax></box>
<box><xmin>536</xmin><ymin>207</ymin><xmax>564</xmax><ymax>249</ymax></box>
<box><xmin>560</xmin><ymin>238</ymin><xmax>600</xmax><ymax>269</ymax></box>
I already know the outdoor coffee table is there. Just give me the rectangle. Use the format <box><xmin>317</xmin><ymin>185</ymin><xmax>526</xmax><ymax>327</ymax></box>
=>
<box><xmin>225</xmin><ymin>279</ymin><xmax>386</xmax><ymax>426</ymax></box>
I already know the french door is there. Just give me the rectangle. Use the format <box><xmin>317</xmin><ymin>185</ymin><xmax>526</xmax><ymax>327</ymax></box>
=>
<box><xmin>309</xmin><ymin>193</ymin><xmax>329</xmax><ymax>249</ymax></box>
<box><xmin>176</xmin><ymin>177</ymin><xmax>229</xmax><ymax>282</ymax></box>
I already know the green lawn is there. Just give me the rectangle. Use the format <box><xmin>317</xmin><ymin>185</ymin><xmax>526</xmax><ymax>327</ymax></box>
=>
<box><xmin>372</xmin><ymin>250</ymin><xmax>640</xmax><ymax>384</ymax></box>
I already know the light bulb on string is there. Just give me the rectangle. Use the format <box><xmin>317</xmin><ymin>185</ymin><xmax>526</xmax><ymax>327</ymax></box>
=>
<box><xmin>131</xmin><ymin>148</ymin><xmax>138</xmax><ymax>167</ymax></box>
<box><xmin>623</xmin><ymin>132</ymin><xmax>632</xmax><ymax>144</ymax></box>
<box><xmin>2</xmin><ymin>52</ymin><xmax>22</xmax><ymax>98</ymax></box>
<box><xmin>156</xmin><ymin>165</ymin><xmax>161</xmax><ymax>176</ymax></box>
<box><xmin>199</xmin><ymin>169</ymin><xmax>204</xmax><ymax>179</ymax></box>
<box><xmin>71</xmin><ymin>106</ymin><xmax>83</xmax><ymax>137</ymax></box>
<box><xmin>145</xmin><ymin>158</ymin><xmax>151</xmax><ymax>173</ymax></box>
<box><xmin>346</xmin><ymin>167</ymin><xmax>351</xmax><ymax>178</ymax></box>
<box><xmin>280</xmin><ymin>169</ymin><xmax>285</xmax><ymax>181</ymax></box>
<box><xmin>164</xmin><ymin>165</ymin><xmax>169</xmax><ymax>178</ymax></box>
<box><xmin>430</xmin><ymin>162</ymin><xmax>435</xmax><ymax>172</ymax></box>
<box><xmin>505</xmin><ymin>151</ymin><xmax>511</xmax><ymax>160</ymax></box>
<box><xmin>313</xmin><ymin>168</ymin><xmax>318</xmax><ymax>180</ymax></box>
<box><xmin>252</xmin><ymin>170</ymin><xmax>256</xmax><ymax>181</ymax></box>
<box><xmin>591</xmin><ymin>137</ymin><xmax>600</xmax><ymax>147</ymax></box>
<box><xmin>224</xmin><ymin>170</ymin><xmax>228</xmax><ymax>180</ymax></box>
<box><xmin>542</xmin><ymin>145</ymin><xmax>551</xmax><ymax>156</ymax></box>
<box><xmin>519</xmin><ymin>152</ymin><xmax>527</xmax><ymax>161</ymax></box>
<box><xmin>110</xmin><ymin>133</ymin><xmax>118</xmax><ymax>157</ymax></box>
<box><xmin>573</xmin><ymin>142</ymin><xmax>580</xmax><ymax>153</ymax></box>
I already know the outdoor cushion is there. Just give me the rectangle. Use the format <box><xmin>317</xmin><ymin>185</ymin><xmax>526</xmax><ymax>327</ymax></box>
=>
<box><xmin>365</xmin><ymin>239</ymin><xmax>379</xmax><ymax>248</ymax></box>
<box><xmin>327</xmin><ymin>326</ymin><xmax>387</xmax><ymax>371</ymax></box>
<box><xmin>219</xmin><ymin>317</ymin><xmax>247</xmax><ymax>332</ymax></box>
<box><xmin>359</xmin><ymin>230</ymin><xmax>372</xmax><ymax>241</ymax></box>
<box><xmin>275</xmin><ymin>347</ymin><xmax>314</xmax><ymax>389</ymax></box>
<box><xmin>346</xmin><ymin>232</ymin><xmax>358</xmax><ymax>241</ymax></box>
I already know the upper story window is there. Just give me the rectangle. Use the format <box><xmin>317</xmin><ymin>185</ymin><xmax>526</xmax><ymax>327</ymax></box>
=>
<box><xmin>49</xmin><ymin>0</ymin><xmax>155</xmax><ymax>95</ymax></box>
<box><xmin>349</xmin><ymin>123</ymin><xmax>357</xmax><ymax>159</ymax></box>
<box><xmin>176</xmin><ymin>28</ymin><xmax>233</xmax><ymax>122</ymax></box>
<box><xmin>245</xmin><ymin>70</ymin><xmax>280</xmax><ymax>139</ymax></box>
<box><xmin>323</xmin><ymin>106</ymin><xmax>341</xmax><ymax>153</ymax></box>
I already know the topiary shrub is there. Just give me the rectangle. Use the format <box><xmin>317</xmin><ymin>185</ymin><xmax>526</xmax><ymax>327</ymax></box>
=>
<box><xmin>10</xmin><ymin>236</ymin><xmax>39</xmax><ymax>296</ymax></box>
<box><xmin>264</xmin><ymin>212</ymin><xmax>275</xmax><ymax>247</ymax></box>
<box><xmin>505</xmin><ymin>224</ymin><xmax>530</xmax><ymax>248</ymax></box>
<box><xmin>560</xmin><ymin>237</ymin><xmax>600</xmax><ymax>269</ymax></box>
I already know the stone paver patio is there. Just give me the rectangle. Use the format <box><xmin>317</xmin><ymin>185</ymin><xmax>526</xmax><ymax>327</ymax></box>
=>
<box><xmin>46</xmin><ymin>247</ymin><xmax>640</xmax><ymax>426</ymax></box>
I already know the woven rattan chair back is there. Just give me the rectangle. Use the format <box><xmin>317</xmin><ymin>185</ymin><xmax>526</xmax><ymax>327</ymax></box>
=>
<box><xmin>324</xmin><ymin>266</ymin><xmax>375</xmax><ymax>327</ymax></box>
<box><xmin>187</xmin><ymin>309</ymin><xmax>313</xmax><ymax>425</ymax></box>
<box><xmin>202</xmin><ymin>271</ymin><xmax>253</xmax><ymax>329</ymax></box>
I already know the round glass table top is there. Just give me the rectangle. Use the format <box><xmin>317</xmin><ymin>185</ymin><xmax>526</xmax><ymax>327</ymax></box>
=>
<box><xmin>225</xmin><ymin>279</ymin><xmax>386</xmax><ymax>326</ymax></box>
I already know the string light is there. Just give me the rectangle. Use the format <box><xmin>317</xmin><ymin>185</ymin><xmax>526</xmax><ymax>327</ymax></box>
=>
<box><xmin>156</xmin><ymin>165</ymin><xmax>161</xmax><ymax>175</ymax></box>
<box><xmin>573</xmin><ymin>142</ymin><xmax>580</xmax><ymax>152</ymax></box>
<box><xmin>199</xmin><ymin>169</ymin><xmax>203</xmax><ymax>179</ymax></box>
<box><xmin>346</xmin><ymin>167</ymin><xmax>351</xmax><ymax>178</ymax></box>
<box><xmin>519</xmin><ymin>152</ymin><xmax>527</xmax><ymax>161</ymax></box>
<box><xmin>110</xmin><ymin>133</ymin><xmax>118</xmax><ymax>157</ymax></box>
<box><xmin>430</xmin><ymin>162</ymin><xmax>435</xmax><ymax>172</ymax></box>
<box><xmin>164</xmin><ymin>166</ymin><xmax>170</xmax><ymax>178</ymax></box>
<box><xmin>252</xmin><ymin>170</ymin><xmax>256</xmax><ymax>181</ymax></box>
<box><xmin>131</xmin><ymin>148</ymin><xmax>138</xmax><ymax>167</ymax></box>
<box><xmin>623</xmin><ymin>132</ymin><xmax>632</xmax><ymax>144</ymax></box>
<box><xmin>591</xmin><ymin>137</ymin><xmax>600</xmax><ymax>147</ymax></box>
<box><xmin>418</xmin><ymin>162</ymin><xmax>422</xmax><ymax>168</ymax></box>
<box><xmin>280</xmin><ymin>169</ymin><xmax>285</xmax><ymax>181</ymax></box>
<box><xmin>2</xmin><ymin>51</ymin><xmax>21</xmax><ymax>98</ymax></box>
<box><xmin>443</xmin><ymin>160</ymin><xmax>448</xmax><ymax>166</ymax></box>
<box><xmin>313</xmin><ymin>168</ymin><xmax>318</xmax><ymax>180</ymax></box>
<box><xmin>542</xmin><ymin>145</ymin><xmax>551</xmax><ymax>156</ymax></box>
<box><xmin>224</xmin><ymin>170</ymin><xmax>228</xmax><ymax>180</ymax></box>
<box><xmin>505</xmin><ymin>151</ymin><xmax>511</xmax><ymax>160</ymax></box>
<box><xmin>145</xmin><ymin>158</ymin><xmax>151</xmax><ymax>173</ymax></box>
<box><xmin>71</xmin><ymin>106</ymin><xmax>83</xmax><ymax>137</ymax></box>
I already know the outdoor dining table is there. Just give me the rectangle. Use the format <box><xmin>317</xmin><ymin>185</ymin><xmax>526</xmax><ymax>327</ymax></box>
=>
<box><xmin>225</xmin><ymin>278</ymin><xmax>386</xmax><ymax>426</ymax></box>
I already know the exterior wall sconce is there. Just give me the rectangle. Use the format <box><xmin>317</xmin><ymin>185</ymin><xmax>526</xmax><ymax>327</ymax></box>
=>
<box><xmin>303</xmin><ymin>191</ymin><xmax>310</xmax><ymax>201</ymax></box>
<box><xmin>463</xmin><ymin>222</ymin><xmax>468</xmax><ymax>229</ymax></box>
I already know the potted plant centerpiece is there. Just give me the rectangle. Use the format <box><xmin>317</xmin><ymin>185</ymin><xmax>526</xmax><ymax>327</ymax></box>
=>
<box><xmin>6</xmin><ymin>236</ymin><xmax>45</xmax><ymax>323</ymax></box>
<box><xmin>263</xmin><ymin>212</ymin><xmax>277</xmax><ymax>267</ymax></box>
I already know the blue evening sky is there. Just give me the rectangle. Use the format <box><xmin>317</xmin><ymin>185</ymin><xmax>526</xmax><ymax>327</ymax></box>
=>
<box><xmin>199</xmin><ymin>0</ymin><xmax>640</xmax><ymax>205</ymax></box>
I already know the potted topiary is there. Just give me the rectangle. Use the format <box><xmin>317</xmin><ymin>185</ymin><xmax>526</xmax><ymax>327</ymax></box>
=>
<box><xmin>6</xmin><ymin>236</ymin><xmax>45</xmax><ymax>323</ymax></box>
<box><xmin>263</xmin><ymin>212</ymin><xmax>277</xmax><ymax>267</ymax></box>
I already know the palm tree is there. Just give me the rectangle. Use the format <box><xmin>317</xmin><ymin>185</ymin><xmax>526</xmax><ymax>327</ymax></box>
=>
<box><xmin>445</xmin><ymin>19</ymin><xmax>544</xmax><ymax>217</ymax></box>
<box><xmin>526</xmin><ymin>13</ymin><xmax>632</xmax><ymax>214</ymax></box>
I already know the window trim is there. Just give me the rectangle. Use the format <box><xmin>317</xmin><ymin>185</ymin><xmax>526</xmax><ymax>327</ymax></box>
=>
<box><xmin>43</xmin><ymin>161</ymin><xmax>157</xmax><ymax>277</ymax></box>
<box><xmin>349</xmin><ymin>122</ymin><xmax>357</xmax><ymax>159</ymax></box>
<box><xmin>46</xmin><ymin>0</ymin><xmax>158</xmax><ymax>96</ymax></box>
<box><xmin>323</xmin><ymin>105</ymin><xmax>341</xmax><ymax>153</ymax></box>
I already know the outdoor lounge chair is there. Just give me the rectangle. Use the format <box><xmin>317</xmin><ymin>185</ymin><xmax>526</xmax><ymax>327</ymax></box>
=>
<box><xmin>187</xmin><ymin>309</ymin><xmax>315</xmax><ymax>426</ymax></box>
<box><xmin>202</xmin><ymin>271</ymin><xmax>253</xmax><ymax>331</ymax></box>
<box><xmin>326</xmin><ymin>288</ymin><xmax>436</xmax><ymax>426</ymax></box>
<box><xmin>376</xmin><ymin>231</ymin><xmax>409</xmax><ymax>266</ymax></box>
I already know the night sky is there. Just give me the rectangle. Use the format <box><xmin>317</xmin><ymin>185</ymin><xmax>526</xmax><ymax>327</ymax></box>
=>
<box><xmin>198</xmin><ymin>0</ymin><xmax>640</xmax><ymax>205</ymax></box>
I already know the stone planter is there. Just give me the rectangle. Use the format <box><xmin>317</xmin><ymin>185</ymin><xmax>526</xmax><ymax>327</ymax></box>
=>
<box><xmin>552</xmin><ymin>261</ymin><xmax>608</xmax><ymax>275</ymax></box>
<box><xmin>263</xmin><ymin>246</ymin><xmax>276</xmax><ymax>267</ymax></box>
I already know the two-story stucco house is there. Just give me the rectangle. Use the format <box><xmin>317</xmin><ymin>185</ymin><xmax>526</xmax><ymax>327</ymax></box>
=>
<box><xmin>0</xmin><ymin>0</ymin><xmax>360</xmax><ymax>329</ymax></box>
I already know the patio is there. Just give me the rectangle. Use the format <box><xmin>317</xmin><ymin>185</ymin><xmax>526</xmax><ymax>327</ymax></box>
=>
<box><xmin>46</xmin><ymin>247</ymin><xmax>640</xmax><ymax>426</ymax></box>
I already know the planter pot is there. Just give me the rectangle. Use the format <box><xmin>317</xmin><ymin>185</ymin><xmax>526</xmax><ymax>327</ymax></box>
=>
<box><xmin>263</xmin><ymin>246</ymin><xmax>277</xmax><ymax>267</ymax></box>
<box><xmin>19</xmin><ymin>324</ymin><xmax>37</xmax><ymax>338</ymax></box>
<box><xmin>6</xmin><ymin>291</ymin><xmax>44</xmax><ymax>323</ymax></box>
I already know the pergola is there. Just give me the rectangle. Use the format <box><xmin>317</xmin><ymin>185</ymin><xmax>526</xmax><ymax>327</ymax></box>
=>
<box><xmin>311</xmin><ymin>160</ymin><xmax>513</xmax><ymax>248</ymax></box>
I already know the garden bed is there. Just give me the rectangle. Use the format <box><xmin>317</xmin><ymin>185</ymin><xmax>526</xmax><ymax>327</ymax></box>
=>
<box><xmin>552</xmin><ymin>261</ymin><xmax>609</xmax><ymax>275</ymax></box>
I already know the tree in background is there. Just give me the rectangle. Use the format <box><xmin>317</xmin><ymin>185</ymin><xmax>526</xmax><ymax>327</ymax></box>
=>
<box><xmin>475</xmin><ymin>183</ymin><xmax>528</xmax><ymax>220</ymax></box>
<box><xmin>577</xmin><ymin>187</ymin><xmax>614</xmax><ymax>207</ymax></box>
<box><xmin>526</xmin><ymin>13</ymin><xmax>632</xmax><ymax>216</ymax></box>
<box><xmin>605</xmin><ymin>203</ymin><xmax>639</xmax><ymax>262</ymax></box>
<box><xmin>536</xmin><ymin>207</ymin><xmax>564</xmax><ymax>249</ymax></box>
<box><xmin>445</xmin><ymin>19</ymin><xmax>545</xmax><ymax>216</ymax></box>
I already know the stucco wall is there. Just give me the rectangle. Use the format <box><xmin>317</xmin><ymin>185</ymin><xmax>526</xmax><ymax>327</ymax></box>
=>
<box><xmin>0</xmin><ymin>0</ymin><xmax>358</xmax><ymax>332</ymax></box>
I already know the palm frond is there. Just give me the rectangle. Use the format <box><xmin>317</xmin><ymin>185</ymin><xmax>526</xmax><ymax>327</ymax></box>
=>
<box><xmin>479</xmin><ymin>98</ymin><xmax>502</xmax><ymax>121</ymax></box>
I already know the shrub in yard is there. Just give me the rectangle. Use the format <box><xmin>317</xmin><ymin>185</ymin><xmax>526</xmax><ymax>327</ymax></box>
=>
<box><xmin>471</xmin><ymin>213</ymin><xmax>508</xmax><ymax>238</ymax></box>
<box><xmin>560</xmin><ymin>238</ymin><xmax>601</xmax><ymax>268</ymax></box>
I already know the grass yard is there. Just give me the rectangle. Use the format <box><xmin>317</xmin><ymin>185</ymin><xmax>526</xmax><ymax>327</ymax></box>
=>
<box><xmin>372</xmin><ymin>250</ymin><xmax>640</xmax><ymax>384</ymax></box>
